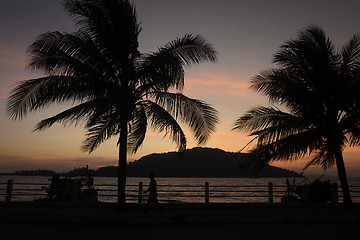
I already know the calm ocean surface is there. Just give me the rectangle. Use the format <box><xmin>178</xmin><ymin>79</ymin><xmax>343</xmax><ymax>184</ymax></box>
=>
<box><xmin>1</xmin><ymin>176</ymin><xmax>359</xmax><ymax>203</ymax></box>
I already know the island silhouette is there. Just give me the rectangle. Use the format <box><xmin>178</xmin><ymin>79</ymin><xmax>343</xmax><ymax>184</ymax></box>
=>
<box><xmin>100</xmin><ymin>147</ymin><xmax>300</xmax><ymax>178</ymax></box>
<box><xmin>1</xmin><ymin>148</ymin><xmax>300</xmax><ymax>178</ymax></box>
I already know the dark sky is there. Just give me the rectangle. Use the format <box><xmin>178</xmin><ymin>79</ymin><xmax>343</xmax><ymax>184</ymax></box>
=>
<box><xmin>1</xmin><ymin>0</ymin><xmax>360</xmax><ymax>174</ymax></box>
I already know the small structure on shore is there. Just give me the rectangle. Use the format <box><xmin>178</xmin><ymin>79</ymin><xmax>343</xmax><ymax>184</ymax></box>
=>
<box><xmin>40</xmin><ymin>166</ymin><xmax>98</xmax><ymax>203</ymax></box>
<box><xmin>282</xmin><ymin>178</ymin><xmax>333</xmax><ymax>203</ymax></box>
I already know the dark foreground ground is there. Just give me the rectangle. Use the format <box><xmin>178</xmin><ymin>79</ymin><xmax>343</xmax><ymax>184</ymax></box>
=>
<box><xmin>1</xmin><ymin>202</ymin><xmax>359</xmax><ymax>239</ymax></box>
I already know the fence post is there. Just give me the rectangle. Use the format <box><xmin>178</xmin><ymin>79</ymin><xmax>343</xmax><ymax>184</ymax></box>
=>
<box><xmin>6</xmin><ymin>179</ymin><xmax>13</xmax><ymax>202</ymax></box>
<box><xmin>268</xmin><ymin>182</ymin><xmax>273</xmax><ymax>204</ymax></box>
<box><xmin>138</xmin><ymin>182</ymin><xmax>143</xmax><ymax>204</ymax></box>
<box><xmin>332</xmin><ymin>182</ymin><xmax>339</xmax><ymax>204</ymax></box>
<box><xmin>205</xmin><ymin>182</ymin><xmax>209</xmax><ymax>204</ymax></box>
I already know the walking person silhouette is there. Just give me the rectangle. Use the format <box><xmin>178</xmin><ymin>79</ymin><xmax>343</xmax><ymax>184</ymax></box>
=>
<box><xmin>143</xmin><ymin>172</ymin><xmax>164</xmax><ymax>214</ymax></box>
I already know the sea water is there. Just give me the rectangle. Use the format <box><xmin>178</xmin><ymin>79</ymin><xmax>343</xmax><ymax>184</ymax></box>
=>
<box><xmin>1</xmin><ymin>175</ymin><xmax>359</xmax><ymax>203</ymax></box>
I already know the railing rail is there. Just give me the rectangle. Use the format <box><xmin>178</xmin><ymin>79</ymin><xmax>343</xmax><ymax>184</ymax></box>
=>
<box><xmin>1</xmin><ymin>180</ymin><xmax>360</xmax><ymax>204</ymax></box>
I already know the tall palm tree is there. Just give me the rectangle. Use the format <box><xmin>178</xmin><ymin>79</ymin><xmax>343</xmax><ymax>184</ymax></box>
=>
<box><xmin>233</xmin><ymin>25</ymin><xmax>360</xmax><ymax>207</ymax></box>
<box><xmin>7</xmin><ymin>0</ymin><xmax>218</xmax><ymax>209</ymax></box>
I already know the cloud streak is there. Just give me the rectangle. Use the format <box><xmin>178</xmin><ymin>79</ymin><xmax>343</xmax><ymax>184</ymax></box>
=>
<box><xmin>183</xmin><ymin>72</ymin><xmax>252</xmax><ymax>97</ymax></box>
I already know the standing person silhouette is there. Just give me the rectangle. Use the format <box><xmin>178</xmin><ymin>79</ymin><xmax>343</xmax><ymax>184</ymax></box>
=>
<box><xmin>143</xmin><ymin>172</ymin><xmax>164</xmax><ymax>214</ymax></box>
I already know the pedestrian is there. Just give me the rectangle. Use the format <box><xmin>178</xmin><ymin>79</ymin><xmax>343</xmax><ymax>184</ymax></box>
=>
<box><xmin>143</xmin><ymin>172</ymin><xmax>164</xmax><ymax>214</ymax></box>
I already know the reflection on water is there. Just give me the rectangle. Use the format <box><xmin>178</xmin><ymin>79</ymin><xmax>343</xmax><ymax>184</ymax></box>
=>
<box><xmin>1</xmin><ymin>176</ymin><xmax>359</xmax><ymax>203</ymax></box>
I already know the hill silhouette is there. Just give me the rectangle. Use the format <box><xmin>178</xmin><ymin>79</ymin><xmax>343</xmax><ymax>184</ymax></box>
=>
<box><xmin>97</xmin><ymin>147</ymin><xmax>300</xmax><ymax>178</ymax></box>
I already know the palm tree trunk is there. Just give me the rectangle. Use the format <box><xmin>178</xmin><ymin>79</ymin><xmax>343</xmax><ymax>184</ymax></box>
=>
<box><xmin>117</xmin><ymin>120</ymin><xmax>128</xmax><ymax>210</ymax></box>
<box><xmin>334</xmin><ymin>148</ymin><xmax>353</xmax><ymax>208</ymax></box>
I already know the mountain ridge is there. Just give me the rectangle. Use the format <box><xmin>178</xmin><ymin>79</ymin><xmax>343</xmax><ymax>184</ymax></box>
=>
<box><xmin>1</xmin><ymin>147</ymin><xmax>301</xmax><ymax>178</ymax></box>
<box><xmin>124</xmin><ymin>147</ymin><xmax>300</xmax><ymax>178</ymax></box>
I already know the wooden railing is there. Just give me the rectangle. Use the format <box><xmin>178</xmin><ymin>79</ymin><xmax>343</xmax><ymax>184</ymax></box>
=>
<box><xmin>1</xmin><ymin>180</ymin><xmax>360</xmax><ymax>204</ymax></box>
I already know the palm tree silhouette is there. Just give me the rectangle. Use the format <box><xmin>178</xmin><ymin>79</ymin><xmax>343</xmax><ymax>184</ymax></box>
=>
<box><xmin>7</xmin><ymin>0</ymin><xmax>218</xmax><ymax>209</ymax></box>
<box><xmin>233</xmin><ymin>25</ymin><xmax>360</xmax><ymax>207</ymax></box>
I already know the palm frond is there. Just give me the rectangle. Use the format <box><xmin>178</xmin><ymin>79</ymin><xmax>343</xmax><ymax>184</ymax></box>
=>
<box><xmin>142</xmin><ymin>100</ymin><xmax>186</xmax><ymax>153</ymax></box>
<box><xmin>27</xmin><ymin>30</ymin><xmax>116</xmax><ymax>80</ymax></box>
<box><xmin>303</xmin><ymin>134</ymin><xmax>346</xmax><ymax>170</ymax></box>
<box><xmin>248</xmin><ymin>127</ymin><xmax>322</xmax><ymax>170</ymax></box>
<box><xmin>127</xmin><ymin>104</ymin><xmax>147</xmax><ymax>154</ymax></box>
<box><xmin>153</xmin><ymin>92</ymin><xmax>219</xmax><ymax>145</ymax></box>
<box><xmin>250</xmin><ymin>69</ymin><xmax>326</xmax><ymax>117</ymax></box>
<box><xmin>136</xmin><ymin>34</ymin><xmax>217</xmax><ymax>92</ymax></box>
<box><xmin>274</xmin><ymin>25</ymin><xmax>337</xmax><ymax>69</ymax></box>
<box><xmin>346</xmin><ymin>115</ymin><xmax>360</xmax><ymax>146</ymax></box>
<box><xmin>137</xmin><ymin>52</ymin><xmax>185</xmax><ymax>91</ymax></box>
<box><xmin>250</xmin><ymin>69</ymin><xmax>291</xmax><ymax>105</ymax></box>
<box><xmin>304</xmin><ymin>147</ymin><xmax>336</xmax><ymax>170</ymax></box>
<box><xmin>63</xmin><ymin>0</ymin><xmax>141</xmax><ymax>62</ymax></box>
<box><xmin>81</xmin><ymin>113</ymin><xmax>120</xmax><ymax>153</ymax></box>
<box><xmin>233</xmin><ymin>104</ymin><xmax>325</xmax><ymax>169</ymax></box>
<box><xmin>233</xmin><ymin>106</ymin><xmax>296</xmax><ymax>133</ymax></box>
<box><xmin>237</xmin><ymin>107</ymin><xmax>310</xmax><ymax>145</ymax></box>
<box><xmin>160</xmin><ymin>34</ymin><xmax>217</xmax><ymax>67</ymax></box>
<box><xmin>273</xmin><ymin>26</ymin><xmax>339</xmax><ymax>100</ymax></box>
<box><xmin>341</xmin><ymin>34</ymin><xmax>360</xmax><ymax>75</ymax></box>
<box><xmin>34</xmin><ymin>98</ymin><xmax>109</xmax><ymax>131</ymax></box>
<box><xmin>7</xmin><ymin>76</ymin><xmax>94</xmax><ymax>120</ymax></box>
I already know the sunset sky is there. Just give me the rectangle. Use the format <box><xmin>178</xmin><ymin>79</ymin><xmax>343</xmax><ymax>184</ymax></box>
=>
<box><xmin>1</xmin><ymin>0</ymin><xmax>360</xmax><ymax>176</ymax></box>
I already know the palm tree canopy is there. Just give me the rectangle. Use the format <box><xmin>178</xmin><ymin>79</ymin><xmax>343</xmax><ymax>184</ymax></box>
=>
<box><xmin>7</xmin><ymin>0</ymin><xmax>219</xmax><ymax>155</ymax></box>
<box><xmin>233</xmin><ymin>25</ymin><xmax>360</xmax><ymax>170</ymax></box>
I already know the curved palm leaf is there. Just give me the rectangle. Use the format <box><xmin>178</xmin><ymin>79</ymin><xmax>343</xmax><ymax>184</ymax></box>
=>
<box><xmin>64</xmin><ymin>0</ymin><xmax>141</xmax><ymax>62</ymax></box>
<box><xmin>127</xmin><ymin>104</ymin><xmax>147</xmax><ymax>154</ymax></box>
<box><xmin>233</xmin><ymin>106</ymin><xmax>298</xmax><ymax>134</ymax></box>
<box><xmin>7</xmin><ymin>76</ymin><xmax>93</xmax><ymax>120</ymax></box>
<box><xmin>82</xmin><ymin>111</ymin><xmax>121</xmax><ymax>153</ymax></box>
<box><xmin>153</xmin><ymin>92</ymin><xmax>219</xmax><ymax>145</ymax></box>
<box><xmin>142</xmin><ymin>100</ymin><xmax>187</xmax><ymax>153</ymax></box>
<box><xmin>137</xmin><ymin>52</ymin><xmax>185</xmax><ymax>92</ymax></box>
<box><xmin>233</xmin><ymin>105</ymin><xmax>321</xmax><ymax>166</ymax></box>
<box><xmin>27</xmin><ymin>30</ymin><xmax>117</xmax><ymax>79</ymax></box>
<box><xmin>341</xmin><ymin>35</ymin><xmax>360</xmax><ymax>74</ymax></box>
<box><xmin>161</xmin><ymin>34</ymin><xmax>218</xmax><ymax>66</ymax></box>
<box><xmin>137</xmin><ymin>34</ymin><xmax>217</xmax><ymax>92</ymax></box>
<box><xmin>34</xmin><ymin>98</ymin><xmax>110</xmax><ymax>131</ymax></box>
